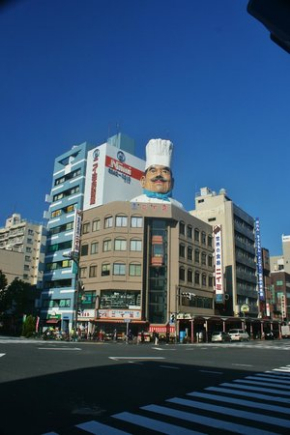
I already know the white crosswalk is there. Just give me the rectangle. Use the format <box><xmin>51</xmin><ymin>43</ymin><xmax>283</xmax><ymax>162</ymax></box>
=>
<box><xmin>42</xmin><ymin>364</ymin><xmax>290</xmax><ymax>435</ymax></box>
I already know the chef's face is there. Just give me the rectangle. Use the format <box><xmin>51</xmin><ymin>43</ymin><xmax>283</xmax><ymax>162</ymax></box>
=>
<box><xmin>141</xmin><ymin>165</ymin><xmax>173</xmax><ymax>193</ymax></box>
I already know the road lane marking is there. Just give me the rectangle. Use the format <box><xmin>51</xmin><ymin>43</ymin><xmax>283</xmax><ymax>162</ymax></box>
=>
<box><xmin>109</xmin><ymin>356</ymin><xmax>165</xmax><ymax>361</ymax></box>
<box><xmin>0</xmin><ymin>353</ymin><xmax>6</xmax><ymax>358</ymax></box>
<box><xmin>38</xmin><ymin>347</ymin><xmax>81</xmax><ymax>351</ymax></box>
<box><xmin>232</xmin><ymin>363</ymin><xmax>253</xmax><ymax>367</ymax></box>
<box><xmin>159</xmin><ymin>365</ymin><xmax>180</xmax><ymax>370</ymax></box>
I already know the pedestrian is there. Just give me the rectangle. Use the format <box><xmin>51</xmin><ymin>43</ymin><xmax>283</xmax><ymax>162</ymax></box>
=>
<box><xmin>154</xmin><ymin>332</ymin><xmax>159</xmax><ymax>345</ymax></box>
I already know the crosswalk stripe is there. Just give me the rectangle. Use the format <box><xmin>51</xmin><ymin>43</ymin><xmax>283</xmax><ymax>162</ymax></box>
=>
<box><xmin>141</xmin><ymin>404</ymin><xmax>278</xmax><ymax>435</ymax></box>
<box><xmin>256</xmin><ymin>373</ymin><xmax>290</xmax><ymax>381</ymax></box>
<box><xmin>167</xmin><ymin>397</ymin><xmax>290</xmax><ymax>428</ymax></box>
<box><xmin>245</xmin><ymin>375</ymin><xmax>290</xmax><ymax>385</ymax></box>
<box><xmin>206</xmin><ymin>386</ymin><xmax>290</xmax><ymax>404</ymax></box>
<box><xmin>113</xmin><ymin>412</ymin><xmax>203</xmax><ymax>434</ymax></box>
<box><xmin>76</xmin><ymin>420</ymin><xmax>131</xmax><ymax>434</ymax></box>
<box><xmin>220</xmin><ymin>381</ymin><xmax>290</xmax><ymax>396</ymax></box>
<box><xmin>272</xmin><ymin>367</ymin><xmax>290</xmax><ymax>372</ymax></box>
<box><xmin>233</xmin><ymin>379</ymin><xmax>290</xmax><ymax>390</ymax></box>
<box><xmin>187</xmin><ymin>391</ymin><xmax>290</xmax><ymax>414</ymax></box>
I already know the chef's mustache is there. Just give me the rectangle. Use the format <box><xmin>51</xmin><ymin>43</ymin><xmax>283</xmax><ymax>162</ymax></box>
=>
<box><xmin>151</xmin><ymin>176</ymin><xmax>168</xmax><ymax>182</ymax></box>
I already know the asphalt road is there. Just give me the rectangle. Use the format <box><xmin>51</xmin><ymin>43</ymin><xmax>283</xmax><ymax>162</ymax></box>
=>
<box><xmin>1</xmin><ymin>337</ymin><xmax>290</xmax><ymax>435</ymax></box>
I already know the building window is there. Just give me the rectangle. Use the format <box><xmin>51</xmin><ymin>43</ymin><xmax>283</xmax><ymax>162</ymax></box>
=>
<box><xmin>187</xmin><ymin>247</ymin><xmax>193</xmax><ymax>261</ymax></box>
<box><xmin>104</xmin><ymin>216</ymin><xmax>113</xmax><ymax>228</ymax></box>
<box><xmin>201</xmin><ymin>231</ymin><xmax>206</xmax><ymax>245</ymax></box>
<box><xmin>129</xmin><ymin>263</ymin><xmax>141</xmax><ymax>276</ymax></box>
<box><xmin>114</xmin><ymin>238</ymin><xmax>127</xmax><ymax>251</ymax></box>
<box><xmin>92</xmin><ymin>219</ymin><xmax>100</xmax><ymax>232</ymax></box>
<box><xmin>208</xmin><ymin>255</ymin><xmax>213</xmax><ymax>267</ymax></box>
<box><xmin>91</xmin><ymin>242</ymin><xmax>98</xmax><ymax>255</ymax></box>
<box><xmin>202</xmin><ymin>273</ymin><xmax>207</xmax><ymax>286</ymax></box>
<box><xmin>89</xmin><ymin>265</ymin><xmax>97</xmax><ymax>278</ymax></box>
<box><xmin>131</xmin><ymin>216</ymin><xmax>142</xmax><ymax>228</ymax></box>
<box><xmin>194</xmin><ymin>229</ymin><xmax>200</xmax><ymax>242</ymax></box>
<box><xmin>80</xmin><ymin>244</ymin><xmax>89</xmax><ymax>256</ymax></box>
<box><xmin>179</xmin><ymin>267</ymin><xmax>185</xmax><ymax>281</ymax></box>
<box><xmin>101</xmin><ymin>263</ymin><xmax>110</xmax><ymax>276</ymax></box>
<box><xmin>201</xmin><ymin>252</ymin><xmax>207</xmax><ymax>266</ymax></box>
<box><xmin>80</xmin><ymin>267</ymin><xmax>87</xmax><ymax>278</ymax></box>
<box><xmin>179</xmin><ymin>244</ymin><xmax>185</xmax><ymax>258</ymax></box>
<box><xmin>208</xmin><ymin>235</ymin><xmax>213</xmax><ymax>247</ymax></box>
<box><xmin>130</xmin><ymin>239</ymin><xmax>142</xmax><ymax>251</ymax></box>
<box><xmin>103</xmin><ymin>239</ymin><xmax>112</xmax><ymax>252</ymax></box>
<box><xmin>195</xmin><ymin>271</ymin><xmax>200</xmax><ymax>285</ymax></box>
<box><xmin>116</xmin><ymin>215</ymin><xmax>128</xmax><ymax>227</ymax></box>
<box><xmin>195</xmin><ymin>249</ymin><xmax>200</xmax><ymax>263</ymax></box>
<box><xmin>82</xmin><ymin>222</ymin><xmax>90</xmax><ymax>234</ymax></box>
<box><xmin>179</xmin><ymin>222</ymin><xmax>185</xmax><ymax>235</ymax></box>
<box><xmin>113</xmin><ymin>263</ymin><xmax>126</xmax><ymax>276</ymax></box>
<box><xmin>208</xmin><ymin>276</ymin><xmax>214</xmax><ymax>287</ymax></box>
<box><xmin>51</xmin><ymin>209</ymin><xmax>62</xmax><ymax>218</ymax></box>
<box><xmin>187</xmin><ymin>269</ymin><xmax>193</xmax><ymax>283</ymax></box>
<box><xmin>187</xmin><ymin>226</ymin><xmax>192</xmax><ymax>239</ymax></box>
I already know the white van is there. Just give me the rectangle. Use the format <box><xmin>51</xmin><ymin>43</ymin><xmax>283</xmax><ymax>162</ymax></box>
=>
<box><xmin>228</xmin><ymin>329</ymin><xmax>250</xmax><ymax>342</ymax></box>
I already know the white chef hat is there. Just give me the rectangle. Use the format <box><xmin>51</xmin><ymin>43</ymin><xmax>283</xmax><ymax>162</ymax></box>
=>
<box><xmin>145</xmin><ymin>139</ymin><xmax>173</xmax><ymax>170</ymax></box>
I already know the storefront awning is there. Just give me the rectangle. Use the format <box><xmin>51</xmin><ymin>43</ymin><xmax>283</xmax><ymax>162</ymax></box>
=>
<box><xmin>46</xmin><ymin>319</ymin><xmax>60</xmax><ymax>324</ymax></box>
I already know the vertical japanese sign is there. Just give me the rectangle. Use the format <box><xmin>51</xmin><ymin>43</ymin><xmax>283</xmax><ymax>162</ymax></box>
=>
<box><xmin>72</xmin><ymin>209</ymin><xmax>82</xmax><ymax>254</ymax></box>
<box><xmin>255</xmin><ymin>217</ymin><xmax>265</xmax><ymax>301</ymax></box>
<box><xmin>214</xmin><ymin>225</ymin><xmax>224</xmax><ymax>303</ymax></box>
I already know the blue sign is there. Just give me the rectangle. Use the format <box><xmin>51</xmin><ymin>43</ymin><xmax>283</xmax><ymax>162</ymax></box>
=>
<box><xmin>255</xmin><ymin>217</ymin><xmax>265</xmax><ymax>301</ymax></box>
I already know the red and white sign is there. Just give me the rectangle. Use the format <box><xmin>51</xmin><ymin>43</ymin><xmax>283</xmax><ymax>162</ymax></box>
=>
<box><xmin>149</xmin><ymin>325</ymin><xmax>175</xmax><ymax>334</ymax></box>
<box><xmin>84</xmin><ymin>143</ymin><xmax>145</xmax><ymax>210</ymax></box>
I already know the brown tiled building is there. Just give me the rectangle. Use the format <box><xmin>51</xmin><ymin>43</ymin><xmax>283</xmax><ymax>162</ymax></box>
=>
<box><xmin>78</xmin><ymin>200</ymin><xmax>215</xmax><ymax>340</ymax></box>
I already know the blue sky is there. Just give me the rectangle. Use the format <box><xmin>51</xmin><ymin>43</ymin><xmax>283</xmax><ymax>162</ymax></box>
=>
<box><xmin>0</xmin><ymin>0</ymin><xmax>289</xmax><ymax>256</ymax></box>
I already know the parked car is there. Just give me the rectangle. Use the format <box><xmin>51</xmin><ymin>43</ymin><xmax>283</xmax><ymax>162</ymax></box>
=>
<box><xmin>228</xmin><ymin>329</ymin><xmax>250</xmax><ymax>342</ymax></box>
<box><xmin>211</xmin><ymin>331</ymin><xmax>231</xmax><ymax>343</ymax></box>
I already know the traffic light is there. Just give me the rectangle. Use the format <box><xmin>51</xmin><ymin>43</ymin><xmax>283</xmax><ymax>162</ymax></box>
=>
<box><xmin>170</xmin><ymin>313</ymin><xmax>175</xmax><ymax>323</ymax></box>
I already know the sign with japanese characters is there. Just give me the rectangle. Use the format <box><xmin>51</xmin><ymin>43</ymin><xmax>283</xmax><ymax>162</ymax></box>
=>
<box><xmin>84</xmin><ymin>143</ymin><xmax>145</xmax><ymax>210</ymax></box>
<box><xmin>214</xmin><ymin>225</ymin><xmax>224</xmax><ymax>302</ymax></box>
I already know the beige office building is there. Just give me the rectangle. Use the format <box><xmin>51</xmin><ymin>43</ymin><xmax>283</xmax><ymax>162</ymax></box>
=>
<box><xmin>190</xmin><ymin>187</ymin><xmax>258</xmax><ymax>318</ymax></box>
<box><xmin>78</xmin><ymin>200</ymin><xmax>215</xmax><ymax>340</ymax></box>
<box><xmin>0</xmin><ymin>213</ymin><xmax>46</xmax><ymax>286</ymax></box>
